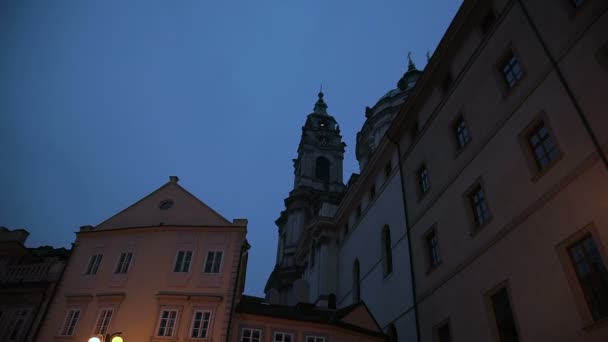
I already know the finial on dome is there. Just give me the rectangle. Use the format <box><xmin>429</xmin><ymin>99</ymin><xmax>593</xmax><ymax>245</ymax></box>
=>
<box><xmin>314</xmin><ymin>88</ymin><xmax>328</xmax><ymax>114</ymax></box>
<box><xmin>407</xmin><ymin>51</ymin><xmax>417</xmax><ymax>71</ymax></box>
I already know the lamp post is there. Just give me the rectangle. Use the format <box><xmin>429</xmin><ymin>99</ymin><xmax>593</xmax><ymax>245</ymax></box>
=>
<box><xmin>88</xmin><ymin>332</ymin><xmax>123</xmax><ymax>342</ymax></box>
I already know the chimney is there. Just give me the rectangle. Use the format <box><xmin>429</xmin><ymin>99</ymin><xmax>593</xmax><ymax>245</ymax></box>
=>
<box><xmin>169</xmin><ymin>176</ymin><xmax>179</xmax><ymax>183</ymax></box>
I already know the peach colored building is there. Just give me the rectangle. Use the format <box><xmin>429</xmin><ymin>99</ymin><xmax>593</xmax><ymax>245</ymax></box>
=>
<box><xmin>35</xmin><ymin>177</ymin><xmax>249</xmax><ymax>342</ymax></box>
<box><xmin>0</xmin><ymin>227</ymin><xmax>70</xmax><ymax>342</ymax></box>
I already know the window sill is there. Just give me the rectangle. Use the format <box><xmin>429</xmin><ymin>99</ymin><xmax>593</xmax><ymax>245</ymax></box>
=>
<box><xmin>530</xmin><ymin>155</ymin><xmax>562</xmax><ymax>183</ymax></box>
<box><xmin>469</xmin><ymin>218</ymin><xmax>493</xmax><ymax>238</ymax></box>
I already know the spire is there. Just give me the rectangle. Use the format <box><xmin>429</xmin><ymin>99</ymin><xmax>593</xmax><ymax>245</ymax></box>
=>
<box><xmin>313</xmin><ymin>90</ymin><xmax>328</xmax><ymax>114</ymax></box>
<box><xmin>407</xmin><ymin>51</ymin><xmax>417</xmax><ymax>72</ymax></box>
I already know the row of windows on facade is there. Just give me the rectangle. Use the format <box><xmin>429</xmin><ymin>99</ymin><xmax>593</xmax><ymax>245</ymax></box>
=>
<box><xmin>385</xmin><ymin>233</ymin><xmax>608</xmax><ymax>342</ymax></box>
<box><xmin>344</xmin><ymin>49</ymin><xmax>526</xmax><ymax>237</ymax></box>
<box><xmin>58</xmin><ymin>306</ymin><xmax>212</xmax><ymax>339</ymax></box>
<box><xmin>383</xmin><ymin>235</ymin><xmax>607</xmax><ymax>342</ymax></box>
<box><xmin>241</xmin><ymin>328</ymin><xmax>325</xmax><ymax>342</ymax></box>
<box><xmin>0</xmin><ymin>307</ymin><xmax>32</xmax><ymax>342</ymax></box>
<box><xmin>84</xmin><ymin>250</ymin><xmax>223</xmax><ymax>276</ymax></box>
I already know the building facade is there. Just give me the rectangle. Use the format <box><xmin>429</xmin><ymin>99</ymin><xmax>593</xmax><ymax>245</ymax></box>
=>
<box><xmin>35</xmin><ymin>177</ymin><xmax>250</xmax><ymax>342</ymax></box>
<box><xmin>0</xmin><ymin>227</ymin><xmax>70</xmax><ymax>342</ymax></box>
<box><xmin>266</xmin><ymin>0</ymin><xmax>608</xmax><ymax>341</ymax></box>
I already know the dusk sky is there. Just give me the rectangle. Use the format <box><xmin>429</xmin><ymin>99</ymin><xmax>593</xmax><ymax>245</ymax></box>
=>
<box><xmin>1</xmin><ymin>0</ymin><xmax>462</xmax><ymax>296</ymax></box>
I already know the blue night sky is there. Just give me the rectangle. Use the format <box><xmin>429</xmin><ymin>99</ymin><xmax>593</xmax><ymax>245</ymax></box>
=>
<box><xmin>1</xmin><ymin>0</ymin><xmax>461</xmax><ymax>296</ymax></box>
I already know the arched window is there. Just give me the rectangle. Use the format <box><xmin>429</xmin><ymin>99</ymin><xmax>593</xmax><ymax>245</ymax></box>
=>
<box><xmin>382</xmin><ymin>225</ymin><xmax>393</xmax><ymax>277</ymax></box>
<box><xmin>315</xmin><ymin>156</ymin><xmax>330</xmax><ymax>182</ymax></box>
<box><xmin>353</xmin><ymin>259</ymin><xmax>360</xmax><ymax>303</ymax></box>
<box><xmin>387</xmin><ymin>323</ymin><xmax>398</xmax><ymax>342</ymax></box>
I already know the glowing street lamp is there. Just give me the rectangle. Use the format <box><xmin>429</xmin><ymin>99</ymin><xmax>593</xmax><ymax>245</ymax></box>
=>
<box><xmin>88</xmin><ymin>332</ymin><xmax>123</xmax><ymax>342</ymax></box>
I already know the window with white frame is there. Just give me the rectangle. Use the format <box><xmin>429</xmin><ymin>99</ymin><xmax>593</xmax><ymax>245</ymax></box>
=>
<box><xmin>114</xmin><ymin>252</ymin><xmax>133</xmax><ymax>274</ymax></box>
<box><xmin>60</xmin><ymin>309</ymin><xmax>81</xmax><ymax>336</ymax></box>
<box><xmin>204</xmin><ymin>251</ymin><xmax>223</xmax><ymax>273</ymax></box>
<box><xmin>305</xmin><ymin>336</ymin><xmax>325</xmax><ymax>342</ymax></box>
<box><xmin>7</xmin><ymin>308</ymin><xmax>32</xmax><ymax>341</ymax></box>
<box><xmin>156</xmin><ymin>309</ymin><xmax>178</xmax><ymax>337</ymax></box>
<box><xmin>93</xmin><ymin>308</ymin><xmax>113</xmax><ymax>335</ymax></box>
<box><xmin>274</xmin><ymin>332</ymin><xmax>293</xmax><ymax>342</ymax></box>
<box><xmin>190</xmin><ymin>310</ymin><xmax>211</xmax><ymax>338</ymax></box>
<box><xmin>241</xmin><ymin>328</ymin><xmax>262</xmax><ymax>342</ymax></box>
<box><xmin>174</xmin><ymin>250</ymin><xmax>193</xmax><ymax>273</ymax></box>
<box><xmin>85</xmin><ymin>254</ymin><xmax>103</xmax><ymax>275</ymax></box>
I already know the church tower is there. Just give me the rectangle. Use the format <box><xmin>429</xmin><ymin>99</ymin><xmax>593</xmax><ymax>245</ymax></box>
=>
<box><xmin>265</xmin><ymin>91</ymin><xmax>346</xmax><ymax>305</ymax></box>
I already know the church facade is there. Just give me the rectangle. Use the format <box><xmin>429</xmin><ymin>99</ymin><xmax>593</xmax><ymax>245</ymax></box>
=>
<box><xmin>265</xmin><ymin>0</ymin><xmax>608</xmax><ymax>341</ymax></box>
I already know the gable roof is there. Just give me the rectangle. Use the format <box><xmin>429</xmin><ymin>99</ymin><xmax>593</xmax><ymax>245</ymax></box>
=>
<box><xmin>236</xmin><ymin>295</ymin><xmax>385</xmax><ymax>338</ymax></box>
<box><xmin>94</xmin><ymin>177</ymin><xmax>234</xmax><ymax>230</ymax></box>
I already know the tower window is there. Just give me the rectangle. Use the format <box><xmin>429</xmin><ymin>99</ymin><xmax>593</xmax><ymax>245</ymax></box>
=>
<box><xmin>315</xmin><ymin>157</ymin><xmax>330</xmax><ymax>182</ymax></box>
<box><xmin>418</xmin><ymin>164</ymin><xmax>430</xmax><ymax>195</ymax></box>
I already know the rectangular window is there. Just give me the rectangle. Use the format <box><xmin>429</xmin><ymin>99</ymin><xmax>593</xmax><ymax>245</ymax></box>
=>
<box><xmin>527</xmin><ymin>121</ymin><xmax>560</xmax><ymax>171</ymax></box>
<box><xmin>499</xmin><ymin>51</ymin><xmax>523</xmax><ymax>88</ymax></box>
<box><xmin>491</xmin><ymin>288</ymin><xmax>519</xmax><ymax>342</ymax></box>
<box><xmin>241</xmin><ymin>328</ymin><xmax>262</xmax><ymax>342</ymax></box>
<box><xmin>453</xmin><ymin>115</ymin><xmax>471</xmax><ymax>149</ymax></box>
<box><xmin>174</xmin><ymin>250</ymin><xmax>193</xmax><ymax>273</ymax></box>
<box><xmin>418</xmin><ymin>165</ymin><xmax>431</xmax><ymax>195</ymax></box>
<box><xmin>305</xmin><ymin>336</ymin><xmax>325</xmax><ymax>342</ymax></box>
<box><xmin>469</xmin><ymin>184</ymin><xmax>490</xmax><ymax>227</ymax></box>
<box><xmin>426</xmin><ymin>229</ymin><xmax>441</xmax><ymax>268</ymax></box>
<box><xmin>7</xmin><ymin>308</ymin><xmax>31</xmax><ymax>341</ymax></box>
<box><xmin>114</xmin><ymin>252</ymin><xmax>133</xmax><ymax>274</ymax></box>
<box><xmin>85</xmin><ymin>254</ymin><xmax>103</xmax><ymax>275</ymax></box>
<box><xmin>274</xmin><ymin>332</ymin><xmax>294</xmax><ymax>342</ymax></box>
<box><xmin>94</xmin><ymin>308</ymin><xmax>113</xmax><ymax>335</ymax></box>
<box><xmin>190</xmin><ymin>310</ymin><xmax>211</xmax><ymax>338</ymax></box>
<box><xmin>569</xmin><ymin>235</ymin><xmax>608</xmax><ymax>320</ymax></box>
<box><xmin>436</xmin><ymin>322</ymin><xmax>451</xmax><ymax>342</ymax></box>
<box><xmin>157</xmin><ymin>309</ymin><xmax>178</xmax><ymax>337</ymax></box>
<box><xmin>204</xmin><ymin>251</ymin><xmax>223</xmax><ymax>273</ymax></box>
<box><xmin>60</xmin><ymin>309</ymin><xmax>81</xmax><ymax>336</ymax></box>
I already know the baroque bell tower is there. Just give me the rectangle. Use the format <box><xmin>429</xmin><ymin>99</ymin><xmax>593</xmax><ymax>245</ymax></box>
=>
<box><xmin>265</xmin><ymin>91</ymin><xmax>346</xmax><ymax>305</ymax></box>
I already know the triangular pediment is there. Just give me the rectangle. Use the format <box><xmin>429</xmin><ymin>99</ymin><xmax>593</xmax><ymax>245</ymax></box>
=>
<box><xmin>95</xmin><ymin>179</ymin><xmax>232</xmax><ymax>230</ymax></box>
<box><xmin>337</xmin><ymin>303</ymin><xmax>383</xmax><ymax>333</ymax></box>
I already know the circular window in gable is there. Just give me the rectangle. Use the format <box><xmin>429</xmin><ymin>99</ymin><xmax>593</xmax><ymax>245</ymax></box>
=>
<box><xmin>159</xmin><ymin>199</ymin><xmax>174</xmax><ymax>210</ymax></box>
